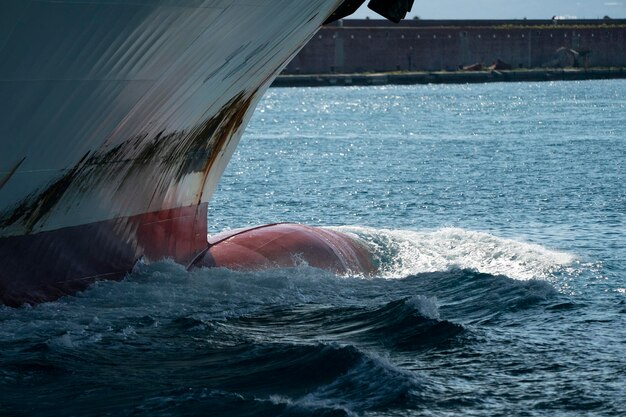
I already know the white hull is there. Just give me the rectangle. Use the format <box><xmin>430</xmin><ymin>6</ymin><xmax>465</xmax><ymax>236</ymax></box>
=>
<box><xmin>0</xmin><ymin>0</ymin><xmax>342</xmax><ymax>237</ymax></box>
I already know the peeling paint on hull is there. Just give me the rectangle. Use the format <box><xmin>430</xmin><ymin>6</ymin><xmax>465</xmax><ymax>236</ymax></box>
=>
<box><xmin>0</xmin><ymin>0</ymin><xmax>346</xmax><ymax>305</ymax></box>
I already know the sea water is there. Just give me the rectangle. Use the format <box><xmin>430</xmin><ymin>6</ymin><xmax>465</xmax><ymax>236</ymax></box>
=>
<box><xmin>1</xmin><ymin>81</ymin><xmax>625</xmax><ymax>416</ymax></box>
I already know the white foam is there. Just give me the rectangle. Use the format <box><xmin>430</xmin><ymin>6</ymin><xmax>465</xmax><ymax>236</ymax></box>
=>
<box><xmin>335</xmin><ymin>226</ymin><xmax>576</xmax><ymax>281</ymax></box>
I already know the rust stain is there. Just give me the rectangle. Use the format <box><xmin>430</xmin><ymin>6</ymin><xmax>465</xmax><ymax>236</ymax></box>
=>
<box><xmin>193</xmin><ymin>92</ymin><xmax>256</xmax><ymax>204</ymax></box>
<box><xmin>0</xmin><ymin>91</ymin><xmax>258</xmax><ymax>233</ymax></box>
<box><xmin>0</xmin><ymin>153</ymin><xmax>90</xmax><ymax>231</ymax></box>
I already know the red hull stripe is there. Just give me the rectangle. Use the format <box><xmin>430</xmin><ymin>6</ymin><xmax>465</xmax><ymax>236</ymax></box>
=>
<box><xmin>0</xmin><ymin>204</ymin><xmax>208</xmax><ymax>307</ymax></box>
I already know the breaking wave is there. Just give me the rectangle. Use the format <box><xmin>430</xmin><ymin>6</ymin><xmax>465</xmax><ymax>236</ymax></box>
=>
<box><xmin>335</xmin><ymin>226</ymin><xmax>577</xmax><ymax>281</ymax></box>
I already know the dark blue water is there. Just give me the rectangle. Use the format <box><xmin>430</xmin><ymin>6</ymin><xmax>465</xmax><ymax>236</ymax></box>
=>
<box><xmin>2</xmin><ymin>81</ymin><xmax>625</xmax><ymax>416</ymax></box>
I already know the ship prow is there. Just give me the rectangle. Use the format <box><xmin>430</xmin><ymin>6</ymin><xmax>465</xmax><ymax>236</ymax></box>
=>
<box><xmin>0</xmin><ymin>0</ymin><xmax>412</xmax><ymax>306</ymax></box>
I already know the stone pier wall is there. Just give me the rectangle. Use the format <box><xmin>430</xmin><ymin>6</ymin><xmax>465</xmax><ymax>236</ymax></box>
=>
<box><xmin>284</xmin><ymin>19</ymin><xmax>626</xmax><ymax>74</ymax></box>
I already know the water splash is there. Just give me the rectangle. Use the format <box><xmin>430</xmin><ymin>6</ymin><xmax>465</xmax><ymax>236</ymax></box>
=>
<box><xmin>337</xmin><ymin>226</ymin><xmax>576</xmax><ymax>281</ymax></box>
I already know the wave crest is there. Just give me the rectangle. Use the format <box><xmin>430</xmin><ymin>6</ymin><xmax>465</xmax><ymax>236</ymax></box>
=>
<box><xmin>336</xmin><ymin>226</ymin><xmax>576</xmax><ymax>281</ymax></box>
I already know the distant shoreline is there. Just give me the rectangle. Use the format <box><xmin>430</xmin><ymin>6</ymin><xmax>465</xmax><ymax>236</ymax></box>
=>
<box><xmin>272</xmin><ymin>68</ymin><xmax>626</xmax><ymax>87</ymax></box>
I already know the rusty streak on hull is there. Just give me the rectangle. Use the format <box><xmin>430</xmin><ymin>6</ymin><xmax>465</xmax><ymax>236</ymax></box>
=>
<box><xmin>0</xmin><ymin>92</ymin><xmax>256</xmax><ymax>234</ymax></box>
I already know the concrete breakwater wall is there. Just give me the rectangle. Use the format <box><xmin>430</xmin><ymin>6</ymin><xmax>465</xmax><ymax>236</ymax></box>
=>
<box><xmin>283</xmin><ymin>19</ymin><xmax>626</xmax><ymax>74</ymax></box>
